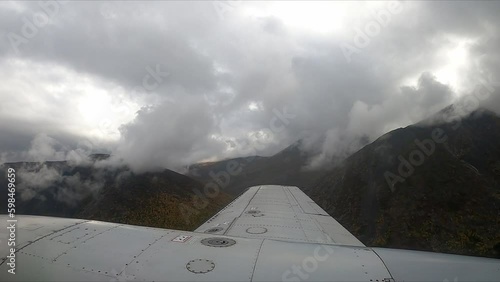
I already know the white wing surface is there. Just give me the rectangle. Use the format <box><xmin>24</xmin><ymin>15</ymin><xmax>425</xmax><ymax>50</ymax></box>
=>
<box><xmin>1</xmin><ymin>185</ymin><xmax>499</xmax><ymax>281</ymax></box>
<box><xmin>195</xmin><ymin>185</ymin><xmax>364</xmax><ymax>246</ymax></box>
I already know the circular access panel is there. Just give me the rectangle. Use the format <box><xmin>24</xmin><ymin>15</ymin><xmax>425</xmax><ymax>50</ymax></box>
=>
<box><xmin>201</xmin><ymin>237</ymin><xmax>236</xmax><ymax>248</ymax></box>
<box><xmin>186</xmin><ymin>259</ymin><xmax>215</xmax><ymax>274</ymax></box>
<box><xmin>246</xmin><ymin>227</ymin><xmax>268</xmax><ymax>234</ymax></box>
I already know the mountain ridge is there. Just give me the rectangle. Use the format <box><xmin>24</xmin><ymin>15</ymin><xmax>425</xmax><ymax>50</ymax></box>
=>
<box><xmin>2</xmin><ymin>106</ymin><xmax>498</xmax><ymax>258</ymax></box>
<box><xmin>0</xmin><ymin>161</ymin><xmax>232</xmax><ymax>231</ymax></box>
<box><xmin>188</xmin><ymin>107</ymin><xmax>500</xmax><ymax>258</ymax></box>
<box><xmin>307</xmin><ymin>108</ymin><xmax>500</xmax><ymax>258</ymax></box>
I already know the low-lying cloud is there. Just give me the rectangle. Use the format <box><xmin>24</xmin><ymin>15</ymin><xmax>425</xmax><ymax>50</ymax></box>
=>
<box><xmin>0</xmin><ymin>1</ymin><xmax>499</xmax><ymax>172</ymax></box>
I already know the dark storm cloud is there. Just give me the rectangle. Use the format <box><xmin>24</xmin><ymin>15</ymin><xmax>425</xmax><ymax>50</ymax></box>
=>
<box><xmin>1</xmin><ymin>1</ymin><xmax>218</xmax><ymax>93</ymax></box>
<box><xmin>1</xmin><ymin>1</ymin><xmax>499</xmax><ymax>170</ymax></box>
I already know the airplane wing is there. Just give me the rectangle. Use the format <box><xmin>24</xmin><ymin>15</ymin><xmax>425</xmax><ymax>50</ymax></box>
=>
<box><xmin>1</xmin><ymin>185</ymin><xmax>499</xmax><ymax>281</ymax></box>
<box><xmin>194</xmin><ymin>185</ymin><xmax>364</xmax><ymax>246</ymax></box>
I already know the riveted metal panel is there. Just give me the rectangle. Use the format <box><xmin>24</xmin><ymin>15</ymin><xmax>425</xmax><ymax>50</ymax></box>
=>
<box><xmin>55</xmin><ymin>224</ymin><xmax>169</xmax><ymax>276</ymax></box>
<box><xmin>233</xmin><ymin>216</ymin><xmax>305</xmax><ymax>228</ymax></box>
<box><xmin>244</xmin><ymin>211</ymin><xmax>300</xmax><ymax>220</ymax></box>
<box><xmin>125</xmin><ymin>233</ymin><xmax>263</xmax><ymax>281</ymax></box>
<box><xmin>253</xmin><ymin>240</ymin><xmax>391</xmax><ymax>282</ymax></box>
<box><xmin>194</xmin><ymin>186</ymin><xmax>261</xmax><ymax>234</ymax></box>
<box><xmin>0</xmin><ymin>252</ymin><xmax>114</xmax><ymax>281</ymax></box>
<box><xmin>20</xmin><ymin>222</ymin><xmax>118</xmax><ymax>261</ymax></box>
<box><xmin>311</xmin><ymin>215</ymin><xmax>365</xmax><ymax>246</ymax></box>
<box><xmin>2</xmin><ymin>215</ymin><xmax>499</xmax><ymax>281</ymax></box>
<box><xmin>251</xmin><ymin>197</ymin><xmax>290</xmax><ymax>205</ymax></box>
<box><xmin>226</xmin><ymin>223</ymin><xmax>312</xmax><ymax>242</ymax></box>
<box><xmin>186</xmin><ymin>259</ymin><xmax>215</xmax><ymax>274</ymax></box>
<box><xmin>373</xmin><ymin>248</ymin><xmax>500</xmax><ymax>282</ymax></box>
<box><xmin>247</xmin><ymin>204</ymin><xmax>295</xmax><ymax>214</ymax></box>
<box><xmin>288</xmin><ymin>186</ymin><xmax>329</xmax><ymax>216</ymax></box>
<box><xmin>194</xmin><ymin>185</ymin><xmax>365</xmax><ymax>246</ymax></box>
<box><xmin>0</xmin><ymin>215</ymin><xmax>87</xmax><ymax>259</ymax></box>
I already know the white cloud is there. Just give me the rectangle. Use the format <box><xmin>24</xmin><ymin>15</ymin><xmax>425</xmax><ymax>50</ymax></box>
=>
<box><xmin>0</xmin><ymin>1</ymin><xmax>499</xmax><ymax>169</ymax></box>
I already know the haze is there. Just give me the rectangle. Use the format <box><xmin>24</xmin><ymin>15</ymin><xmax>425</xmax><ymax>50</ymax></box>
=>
<box><xmin>1</xmin><ymin>1</ymin><xmax>499</xmax><ymax>172</ymax></box>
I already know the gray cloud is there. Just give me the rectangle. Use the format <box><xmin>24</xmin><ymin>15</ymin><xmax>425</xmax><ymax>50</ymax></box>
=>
<box><xmin>11</xmin><ymin>135</ymin><xmax>106</xmax><ymax>206</ymax></box>
<box><xmin>17</xmin><ymin>163</ymin><xmax>62</xmax><ymax>201</ymax></box>
<box><xmin>114</xmin><ymin>97</ymin><xmax>226</xmax><ymax>172</ymax></box>
<box><xmin>1</xmin><ymin>1</ymin><xmax>499</xmax><ymax>170</ymax></box>
<box><xmin>17</xmin><ymin>164</ymin><xmax>105</xmax><ymax>208</ymax></box>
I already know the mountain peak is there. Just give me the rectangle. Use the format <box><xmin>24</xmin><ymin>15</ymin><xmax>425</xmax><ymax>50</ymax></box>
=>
<box><xmin>417</xmin><ymin>104</ymin><xmax>497</xmax><ymax>127</ymax></box>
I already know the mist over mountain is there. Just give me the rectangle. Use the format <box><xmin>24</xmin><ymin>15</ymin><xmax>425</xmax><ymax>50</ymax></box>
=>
<box><xmin>0</xmin><ymin>157</ymin><xmax>231</xmax><ymax>231</ymax></box>
<box><xmin>2</xmin><ymin>105</ymin><xmax>499</xmax><ymax>258</ymax></box>
<box><xmin>3</xmin><ymin>1</ymin><xmax>500</xmax><ymax>268</ymax></box>
<box><xmin>306</xmin><ymin>108</ymin><xmax>500</xmax><ymax>258</ymax></box>
<box><xmin>187</xmin><ymin>140</ymin><xmax>324</xmax><ymax>195</ymax></box>
<box><xmin>3</xmin><ymin>2</ymin><xmax>500</xmax><ymax>176</ymax></box>
<box><xmin>188</xmin><ymin>107</ymin><xmax>500</xmax><ymax>258</ymax></box>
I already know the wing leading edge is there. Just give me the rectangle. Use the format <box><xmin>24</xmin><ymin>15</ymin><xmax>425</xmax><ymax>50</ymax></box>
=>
<box><xmin>1</xmin><ymin>185</ymin><xmax>499</xmax><ymax>281</ymax></box>
<box><xmin>0</xmin><ymin>215</ymin><xmax>391</xmax><ymax>281</ymax></box>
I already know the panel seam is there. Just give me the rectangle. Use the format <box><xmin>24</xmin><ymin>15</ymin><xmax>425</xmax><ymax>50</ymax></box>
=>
<box><xmin>249</xmin><ymin>239</ymin><xmax>265</xmax><ymax>281</ymax></box>
<box><xmin>371</xmin><ymin>248</ymin><xmax>395</xmax><ymax>279</ymax></box>
<box><xmin>223</xmin><ymin>186</ymin><xmax>261</xmax><ymax>235</ymax></box>
<box><xmin>287</xmin><ymin>187</ymin><xmax>305</xmax><ymax>213</ymax></box>
<box><xmin>0</xmin><ymin>220</ymin><xmax>90</xmax><ymax>266</ymax></box>
<box><xmin>240</xmin><ymin>186</ymin><xmax>262</xmax><ymax>216</ymax></box>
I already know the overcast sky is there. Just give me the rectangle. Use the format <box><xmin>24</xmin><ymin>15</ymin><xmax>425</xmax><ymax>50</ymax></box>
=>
<box><xmin>1</xmin><ymin>1</ymin><xmax>499</xmax><ymax>171</ymax></box>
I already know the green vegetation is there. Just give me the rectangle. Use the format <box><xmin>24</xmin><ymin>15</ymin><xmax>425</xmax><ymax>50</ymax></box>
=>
<box><xmin>93</xmin><ymin>192</ymin><xmax>232</xmax><ymax>231</ymax></box>
<box><xmin>309</xmin><ymin>110</ymin><xmax>500</xmax><ymax>258</ymax></box>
